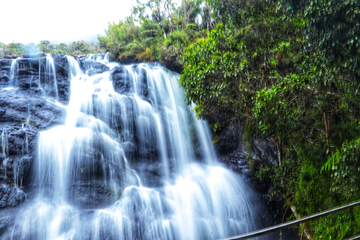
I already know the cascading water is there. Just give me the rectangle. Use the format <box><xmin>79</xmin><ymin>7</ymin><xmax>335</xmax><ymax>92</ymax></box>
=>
<box><xmin>9</xmin><ymin>55</ymin><xmax>269</xmax><ymax>240</ymax></box>
<box><xmin>1</xmin><ymin>128</ymin><xmax>9</xmax><ymax>180</ymax></box>
<box><xmin>9</xmin><ymin>58</ymin><xmax>20</xmax><ymax>86</ymax></box>
<box><xmin>86</xmin><ymin>52</ymin><xmax>110</xmax><ymax>64</ymax></box>
<box><xmin>40</xmin><ymin>54</ymin><xmax>59</xmax><ymax>100</ymax></box>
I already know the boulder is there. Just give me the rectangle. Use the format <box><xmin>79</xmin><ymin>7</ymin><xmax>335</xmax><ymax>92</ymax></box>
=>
<box><xmin>139</xmin><ymin>68</ymin><xmax>148</xmax><ymax>97</ymax></box>
<box><xmin>0</xmin><ymin>87</ymin><xmax>67</xmax><ymax>209</ymax></box>
<box><xmin>112</xmin><ymin>66</ymin><xmax>130</xmax><ymax>94</ymax></box>
<box><xmin>0</xmin><ymin>184</ymin><xmax>26</xmax><ymax>209</ymax></box>
<box><xmin>81</xmin><ymin>60</ymin><xmax>109</xmax><ymax>73</ymax></box>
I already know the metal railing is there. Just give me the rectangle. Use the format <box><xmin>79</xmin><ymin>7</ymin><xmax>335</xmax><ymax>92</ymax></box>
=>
<box><xmin>344</xmin><ymin>234</ymin><xmax>360</xmax><ymax>240</ymax></box>
<box><xmin>219</xmin><ymin>201</ymin><xmax>360</xmax><ymax>240</ymax></box>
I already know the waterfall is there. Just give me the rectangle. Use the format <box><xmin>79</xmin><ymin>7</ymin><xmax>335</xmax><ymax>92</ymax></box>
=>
<box><xmin>1</xmin><ymin>128</ymin><xmax>9</xmax><ymax>180</ymax></box>
<box><xmin>42</xmin><ymin>55</ymin><xmax>59</xmax><ymax>100</ymax></box>
<box><xmin>1</xmin><ymin>128</ymin><xmax>8</xmax><ymax>159</ymax></box>
<box><xmin>9</xmin><ymin>58</ymin><xmax>20</xmax><ymax>86</ymax></box>
<box><xmin>86</xmin><ymin>52</ymin><xmax>110</xmax><ymax>64</ymax></box>
<box><xmin>9</xmin><ymin>55</ymin><xmax>265</xmax><ymax>240</ymax></box>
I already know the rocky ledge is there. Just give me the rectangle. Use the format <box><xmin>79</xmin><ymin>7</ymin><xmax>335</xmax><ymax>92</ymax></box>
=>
<box><xmin>0</xmin><ymin>53</ymin><xmax>156</xmax><ymax>211</ymax></box>
<box><xmin>0</xmin><ymin>53</ymin><xmax>280</xmax><ymax>206</ymax></box>
<box><xmin>0</xmin><ymin>53</ymin><xmax>292</xmax><ymax>237</ymax></box>
<box><xmin>0</xmin><ymin>53</ymin><xmax>116</xmax><ymax>210</ymax></box>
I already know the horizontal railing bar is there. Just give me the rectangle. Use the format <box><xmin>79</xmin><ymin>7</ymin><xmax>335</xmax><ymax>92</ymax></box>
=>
<box><xmin>219</xmin><ymin>201</ymin><xmax>360</xmax><ymax>240</ymax></box>
<box><xmin>344</xmin><ymin>234</ymin><xmax>360</xmax><ymax>240</ymax></box>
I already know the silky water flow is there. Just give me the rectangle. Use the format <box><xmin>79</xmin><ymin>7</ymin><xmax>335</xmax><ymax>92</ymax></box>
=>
<box><xmin>9</xmin><ymin>54</ymin><xmax>266</xmax><ymax>240</ymax></box>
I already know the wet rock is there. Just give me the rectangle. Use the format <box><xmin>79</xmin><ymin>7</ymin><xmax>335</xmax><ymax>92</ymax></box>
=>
<box><xmin>0</xmin><ymin>86</ymin><xmax>67</xmax><ymax>210</ymax></box>
<box><xmin>17</xmin><ymin>70</ymin><xmax>39</xmax><ymax>90</ymax></box>
<box><xmin>163</xmin><ymin>60</ymin><xmax>183</xmax><ymax>74</ymax></box>
<box><xmin>1</xmin><ymin>155</ymin><xmax>33</xmax><ymax>183</ymax></box>
<box><xmin>132</xmin><ymin>162</ymin><xmax>164</xmax><ymax>188</ymax></box>
<box><xmin>139</xmin><ymin>68</ymin><xmax>148</xmax><ymax>97</ymax></box>
<box><xmin>0</xmin><ymin>58</ymin><xmax>12</xmax><ymax>69</ymax></box>
<box><xmin>87</xmin><ymin>68</ymin><xmax>104</xmax><ymax>76</ymax></box>
<box><xmin>0</xmin><ymin>59</ymin><xmax>13</xmax><ymax>88</ymax></box>
<box><xmin>0</xmin><ymin>72</ymin><xmax>10</xmax><ymax>87</ymax></box>
<box><xmin>207</xmin><ymin>116</ymin><xmax>278</xmax><ymax>191</ymax></box>
<box><xmin>17</xmin><ymin>58</ymin><xmax>40</xmax><ymax>70</ymax></box>
<box><xmin>0</xmin><ymin>184</ymin><xmax>26</xmax><ymax>209</ymax></box>
<box><xmin>122</xmin><ymin>141</ymin><xmax>137</xmax><ymax>159</ymax></box>
<box><xmin>112</xmin><ymin>66</ymin><xmax>130</xmax><ymax>94</ymax></box>
<box><xmin>51</xmin><ymin>54</ymin><xmax>69</xmax><ymax>77</ymax></box>
<box><xmin>67</xmin><ymin>180</ymin><xmax>114</xmax><ymax>209</ymax></box>
<box><xmin>0</xmin><ymin>89</ymin><xmax>66</xmax><ymax>130</ymax></box>
<box><xmin>253</xmin><ymin>138</ymin><xmax>278</xmax><ymax>166</ymax></box>
<box><xmin>0</xmin><ymin>54</ymin><xmax>120</xmax><ymax>214</ymax></box>
<box><xmin>81</xmin><ymin>60</ymin><xmax>109</xmax><ymax>73</ymax></box>
<box><xmin>56</xmin><ymin>75</ymin><xmax>70</xmax><ymax>104</ymax></box>
<box><xmin>3</xmin><ymin>56</ymin><xmax>21</xmax><ymax>59</ymax></box>
<box><xmin>215</xmin><ymin>120</ymin><xmax>240</xmax><ymax>155</ymax></box>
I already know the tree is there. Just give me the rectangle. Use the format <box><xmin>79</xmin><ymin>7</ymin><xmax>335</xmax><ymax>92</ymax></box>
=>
<box><xmin>180</xmin><ymin>0</ymin><xmax>360</xmax><ymax>238</ymax></box>
<box><xmin>38</xmin><ymin>40</ymin><xmax>53</xmax><ymax>53</ymax></box>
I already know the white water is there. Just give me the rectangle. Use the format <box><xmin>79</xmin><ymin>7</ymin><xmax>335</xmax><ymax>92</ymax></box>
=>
<box><xmin>1</xmin><ymin>128</ymin><xmax>9</xmax><ymax>180</ymax></box>
<box><xmin>10</xmin><ymin>55</ymin><xmax>263</xmax><ymax>240</ymax></box>
<box><xmin>9</xmin><ymin>58</ymin><xmax>20</xmax><ymax>86</ymax></box>
<box><xmin>44</xmin><ymin>55</ymin><xmax>59</xmax><ymax>100</ymax></box>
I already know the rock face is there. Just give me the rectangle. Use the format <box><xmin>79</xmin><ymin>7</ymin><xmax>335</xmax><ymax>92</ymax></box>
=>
<box><xmin>0</xmin><ymin>53</ymin><xmax>279</xmax><ymax>207</ymax></box>
<box><xmin>0</xmin><ymin>54</ymin><xmax>78</xmax><ymax>211</ymax></box>
<box><xmin>0</xmin><ymin>54</ymin><xmax>296</xmax><ymax>239</ymax></box>
<box><xmin>0</xmin><ymin>58</ymin><xmax>12</xmax><ymax>87</ymax></box>
<box><xmin>80</xmin><ymin>60</ymin><xmax>109</xmax><ymax>74</ymax></box>
<box><xmin>0</xmin><ymin>56</ymin><xmax>179</xmax><ymax>229</ymax></box>
<box><xmin>204</xmin><ymin>109</ymin><xmax>278</xmax><ymax>190</ymax></box>
<box><xmin>0</xmin><ymin>87</ymin><xmax>66</xmax><ymax>208</ymax></box>
<box><xmin>204</xmin><ymin>110</ymin><xmax>293</xmax><ymax>231</ymax></box>
<box><xmin>214</xmin><ymin>122</ymin><xmax>279</xmax><ymax>189</ymax></box>
<box><xmin>112</xmin><ymin>66</ymin><xmax>130</xmax><ymax>94</ymax></box>
<box><xmin>0</xmin><ymin>53</ymin><xmax>114</xmax><ymax>213</ymax></box>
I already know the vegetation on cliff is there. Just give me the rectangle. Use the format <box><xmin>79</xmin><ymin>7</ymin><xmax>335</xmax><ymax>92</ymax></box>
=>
<box><xmin>97</xmin><ymin>0</ymin><xmax>210</xmax><ymax>68</ymax></box>
<box><xmin>88</xmin><ymin>0</ymin><xmax>360</xmax><ymax>238</ymax></box>
<box><xmin>0</xmin><ymin>0</ymin><xmax>358</xmax><ymax>237</ymax></box>
<box><xmin>179</xmin><ymin>0</ymin><xmax>360</xmax><ymax>239</ymax></box>
<box><xmin>5</xmin><ymin>0</ymin><xmax>360</xmax><ymax>238</ymax></box>
<box><xmin>0</xmin><ymin>40</ymin><xmax>103</xmax><ymax>57</ymax></box>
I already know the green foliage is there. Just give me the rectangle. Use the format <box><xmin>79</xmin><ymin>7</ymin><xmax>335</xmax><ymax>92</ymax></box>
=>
<box><xmin>67</xmin><ymin>41</ymin><xmax>102</xmax><ymax>55</ymax></box>
<box><xmin>181</xmin><ymin>0</ymin><xmax>360</xmax><ymax>238</ymax></box>
<box><xmin>180</xmin><ymin>23</ymin><xmax>244</xmax><ymax>122</ymax></box>
<box><xmin>279</xmin><ymin>0</ymin><xmax>360</xmax><ymax>74</ymax></box>
<box><xmin>98</xmin><ymin>0</ymin><xmax>208</xmax><ymax>66</ymax></box>
<box><xmin>0</xmin><ymin>40</ymin><xmax>102</xmax><ymax>57</ymax></box>
<box><xmin>322</xmin><ymin>138</ymin><xmax>360</xmax><ymax>199</ymax></box>
<box><xmin>181</xmin><ymin>0</ymin><xmax>302</xmax><ymax>123</ymax></box>
<box><xmin>38</xmin><ymin>40</ymin><xmax>52</xmax><ymax>53</ymax></box>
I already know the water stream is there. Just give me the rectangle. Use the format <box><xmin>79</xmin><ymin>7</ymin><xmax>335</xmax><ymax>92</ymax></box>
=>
<box><xmin>10</xmin><ymin>55</ymin><xmax>265</xmax><ymax>240</ymax></box>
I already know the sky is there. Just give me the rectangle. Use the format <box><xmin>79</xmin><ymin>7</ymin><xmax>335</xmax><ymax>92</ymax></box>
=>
<box><xmin>0</xmin><ymin>0</ymin><xmax>136</xmax><ymax>44</ymax></box>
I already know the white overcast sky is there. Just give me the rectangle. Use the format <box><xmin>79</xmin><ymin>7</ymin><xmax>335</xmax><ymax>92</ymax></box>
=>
<box><xmin>0</xmin><ymin>0</ymin><xmax>136</xmax><ymax>44</ymax></box>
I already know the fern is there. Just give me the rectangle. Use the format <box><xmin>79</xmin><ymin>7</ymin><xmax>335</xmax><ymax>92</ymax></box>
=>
<box><xmin>321</xmin><ymin>137</ymin><xmax>360</xmax><ymax>173</ymax></box>
<box><xmin>321</xmin><ymin>151</ymin><xmax>340</xmax><ymax>173</ymax></box>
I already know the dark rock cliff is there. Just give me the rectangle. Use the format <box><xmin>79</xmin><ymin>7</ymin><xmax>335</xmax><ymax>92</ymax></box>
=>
<box><xmin>0</xmin><ymin>56</ymin><xmax>67</xmax><ymax>210</ymax></box>
<box><xmin>0</xmin><ymin>54</ymin><xmax>112</xmax><ymax>210</ymax></box>
<box><xmin>204</xmin><ymin>111</ymin><xmax>296</xmax><ymax>233</ymax></box>
<box><xmin>0</xmin><ymin>54</ymin><xmax>295</xmax><ymax>238</ymax></box>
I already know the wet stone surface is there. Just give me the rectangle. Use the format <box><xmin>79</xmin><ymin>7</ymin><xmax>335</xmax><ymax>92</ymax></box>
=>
<box><xmin>0</xmin><ymin>54</ymin><xmax>298</xmax><ymax>239</ymax></box>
